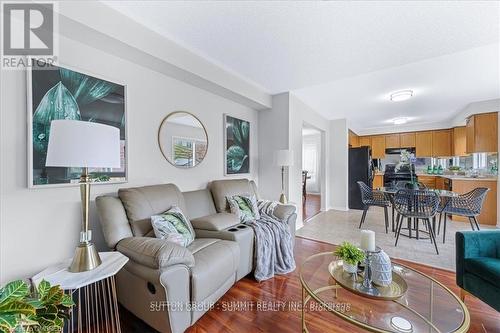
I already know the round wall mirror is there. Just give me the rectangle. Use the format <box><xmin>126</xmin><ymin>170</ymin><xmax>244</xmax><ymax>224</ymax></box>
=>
<box><xmin>158</xmin><ymin>111</ymin><xmax>208</xmax><ymax>168</ymax></box>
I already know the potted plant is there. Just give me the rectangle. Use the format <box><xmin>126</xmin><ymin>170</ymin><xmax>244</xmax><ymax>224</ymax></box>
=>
<box><xmin>0</xmin><ymin>279</ymin><xmax>74</xmax><ymax>333</ymax></box>
<box><xmin>334</xmin><ymin>242</ymin><xmax>366</xmax><ymax>274</ymax></box>
<box><xmin>396</xmin><ymin>149</ymin><xmax>418</xmax><ymax>189</ymax></box>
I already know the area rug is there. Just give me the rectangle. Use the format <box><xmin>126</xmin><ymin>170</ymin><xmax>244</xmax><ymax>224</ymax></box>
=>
<box><xmin>296</xmin><ymin>207</ymin><xmax>497</xmax><ymax>271</ymax></box>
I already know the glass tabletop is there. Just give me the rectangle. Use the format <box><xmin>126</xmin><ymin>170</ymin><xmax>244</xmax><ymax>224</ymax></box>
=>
<box><xmin>300</xmin><ymin>252</ymin><xmax>469</xmax><ymax>333</ymax></box>
<box><xmin>375</xmin><ymin>187</ymin><xmax>458</xmax><ymax>197</ymax></box>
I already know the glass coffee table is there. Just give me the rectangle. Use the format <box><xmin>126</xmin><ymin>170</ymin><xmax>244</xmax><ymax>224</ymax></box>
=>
<box><xmin>300</xmin><ymin>252</ymin><xmax>469</xmax><ymax>333</ymax></box>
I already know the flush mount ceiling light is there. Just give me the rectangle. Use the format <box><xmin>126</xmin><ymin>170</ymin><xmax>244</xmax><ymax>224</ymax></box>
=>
<box><xmin>390</xmin><ymin>90</ymin><xmax>413</xmax><ymax>102</ymax></box>
<box><xmin>392</xmin><ymin>117</ymin><xmax>408</xmax><ymax>125</ymax></box>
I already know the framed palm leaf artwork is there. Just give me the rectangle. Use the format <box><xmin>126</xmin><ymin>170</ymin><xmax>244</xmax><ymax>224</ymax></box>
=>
<box><xmin>224</xmin><ymin>114</ymin><xmax>250</xmax><ymax>175</ymax></box>
<box><xmin>27</xmin><ymin>60</ymin><xmax>127</xmax><ymax>187</ymax></box>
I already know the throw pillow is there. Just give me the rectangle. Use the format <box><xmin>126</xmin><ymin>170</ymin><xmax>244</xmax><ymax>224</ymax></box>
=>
<box><xmin>151</xmin><ymin>206</ymin><xmax>195</xmax><ymax>247</ymax></box>
<box><xmin>227</xmin><ymin>194</ymin><xmax>260</xmax><ymax>222</ymax></box>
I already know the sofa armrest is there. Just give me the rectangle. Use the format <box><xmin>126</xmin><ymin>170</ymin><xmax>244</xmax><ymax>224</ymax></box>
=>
<box><xmin>191</xmin><ymin>213</ymin><xmax>240</xmax><ymax>231</ymax></box>
<box><xmin>456</xmin><ymin>230</ymin><xmax>500</xmax><ymax>288</ymax></box>
<box><xmin>116</xmin><ymin>237</ymin><xmax>195</xmax><ymax>270</ymax></box>
<box><xmin>273</xmin><ymin>204</ymin><xmax>296</xmax><ymax>221</ymax></box>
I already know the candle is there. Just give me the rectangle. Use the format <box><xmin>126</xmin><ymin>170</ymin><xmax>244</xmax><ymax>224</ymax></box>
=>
<box><xmin>360</xmin><ymin>230</ymin><xmax>376</xmax><ymax>252</ymax></box>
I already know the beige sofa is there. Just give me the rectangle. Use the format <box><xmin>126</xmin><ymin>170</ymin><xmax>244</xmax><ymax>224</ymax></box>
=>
<box><xmin>96</xmin><ymin>179</ymin><xmax>296</xmax><ymax>333</ymax></box>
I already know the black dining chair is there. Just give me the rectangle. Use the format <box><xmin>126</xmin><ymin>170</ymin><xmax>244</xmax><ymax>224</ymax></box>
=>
<box><xmin>357</xmin><ymin>181</ymin><xmax>390</xmax><ymax>233</ymax></box>
<box><xmin>437</xmin><ymin>188</ymin><xmax>489</xmax><ymax>243</ymax></box>
<box><xmin>393</xmin><ymin>189</ymin><xmax>440</xmax><ymax>254</ymax></box>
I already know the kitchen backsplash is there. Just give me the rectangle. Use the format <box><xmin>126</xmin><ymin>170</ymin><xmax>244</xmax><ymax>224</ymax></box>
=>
<box><xmin>378</xmin><ymin>153</ymin><xmax>498</xmax><ymax>175</ymax></box>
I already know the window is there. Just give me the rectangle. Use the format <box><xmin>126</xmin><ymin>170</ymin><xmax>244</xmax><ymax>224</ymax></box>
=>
<box><xmin>172</xmin><ymin>136</ymin><xmax>207</xmax><ymax>167</ymax></box>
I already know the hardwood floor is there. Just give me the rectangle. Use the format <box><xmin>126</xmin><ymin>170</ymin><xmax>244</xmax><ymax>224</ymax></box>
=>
<box><xmin>119</xmin><ymin>237</ymin><xmax>500</xmax><ymax>333</ymax></box>
<box><xmin>303</xmin><ymin>194</ymin><xmax>321</xmax><ymax>221</ymax></box>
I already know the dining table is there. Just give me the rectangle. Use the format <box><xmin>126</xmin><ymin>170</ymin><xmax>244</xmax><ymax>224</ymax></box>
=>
<box><xmin>374</xmin><ymin>186</ymin><xmax>458</xmax><ymax>237</ymax></box>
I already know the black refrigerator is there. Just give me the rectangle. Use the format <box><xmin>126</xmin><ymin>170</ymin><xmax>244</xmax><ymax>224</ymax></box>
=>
<box><xmin>348</xmin><ymin>146</ymin><xmax>374</xmax><ymax>210</ymax></box>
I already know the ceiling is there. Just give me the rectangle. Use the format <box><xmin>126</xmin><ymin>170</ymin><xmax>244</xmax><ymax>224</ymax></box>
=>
<box><xmin>104</xmin><ymin>1</ymin><xmax>500</xmax><ymax>132</ymax></box>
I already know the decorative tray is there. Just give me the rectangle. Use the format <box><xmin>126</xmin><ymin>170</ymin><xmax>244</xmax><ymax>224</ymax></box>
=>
<box><xmin>328</xmin><ymin>260</ymin><xmax>408</xmax><ymax>301</ymax></box>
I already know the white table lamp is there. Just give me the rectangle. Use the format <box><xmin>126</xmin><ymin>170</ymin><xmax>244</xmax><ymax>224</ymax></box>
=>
<box><xmin>274</xmin><ymin>149</ymin><xmax>294</xmax><ymax>203</ymax></box>
<box><xmin>46</xmin><ymin>120</ymin><xmax>121</xmax><ymax>272</ymax></box>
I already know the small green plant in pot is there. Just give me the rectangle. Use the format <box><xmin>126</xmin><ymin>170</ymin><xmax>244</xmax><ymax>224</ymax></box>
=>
<box><xmin>334</xmin><ymin>242</ymin><xmax>366</xmax><ymax>274</ymax></box>
<box><xmin>0</xmin><ymin>279</ymin><xmax>74</xmax><ymax>333</ymax></box>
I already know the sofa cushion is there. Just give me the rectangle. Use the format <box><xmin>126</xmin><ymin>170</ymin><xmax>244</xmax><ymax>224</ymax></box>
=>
<box><xmin>209</xmin><ymin>179</ymin><xmax>257</xmax><ymax>213</ymax></box>
<box><xmin>118</xmin><ymin>184</ymin><xmax>187</xmax><ymax>236</ymax></box>
<box><xmin>190</xmin><ymin>213</ymin><xmax>240</xmax><ymax>231</ymax></box>
<box><xmin>187</xmin><ymin>238</ymin><xmax>220</xmax><ymax>254</ymax></box>
<box><xmin>183</xmin><ymin>189</ymin><xmax>217</xmax><ymax>219</ymax></box>
<box><xmin>117</xmin><ymin>237</ymin><xmax>195</xmax><ymax>269</ymax></box>
<box><xmin>151</xmin><ymin>206</ymin><xmax>195</xmax><ymax>247</ymax></box>
<box><xmin>190</xmin><ymin>239</ymin><xmax>240</xmax><ymax>302</ymax></box>
<box><xmin>465</xmin><ymin>257</ymin><xmax>500</xmax><ymax>286</ymax></box>
<box><xmin>227</xmin><ymin>195</ymin><xmax>260</xmax><ymax>222</ymax></box>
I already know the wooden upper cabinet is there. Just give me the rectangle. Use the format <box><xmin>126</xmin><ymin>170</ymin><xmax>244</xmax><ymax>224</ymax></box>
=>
<box><xmin>466</xmin><ymin>116</ymin><xmax>475</xmax><ymax>153</ymax></box>
<box><xmin>371</xmin><ymin>136</ymin><xmax>386</xmax><ymax>158</ymax></box>
<box><xmin>466</xmin><ymin>112</ymin><xmax>498</xmax><ymax>153</ymax></box>
<box><xmin>400</xmin><ymin>133</ymin><xmax>416</xmax><ymax>148</ymax></box>
<box><xmin>385</xmin><ymin>134</ymin><xmax>400</xmax><ymax>148</ymax></box>
<box><xmin>349</xmin><ymin>130</ymin><xmax>360</xmax><ymax>147</ymax></box>
<box><xmin>415</xmin><ymin>131</ymin><xmax>433</xmax><ymax>157</ymax></box>
<box><xmin>432</xmin><ymin>129</ymin><xmax>452</xmax><ymax>157</ymax></box>
<box><xmin>359</xmin><ymin>136</ymin><xmax>371</xmax><ymax>148</ymax></box>
<box><xmin>452</xmin><ymin>126</ymin><xmax>467</xmax><ymax>157</ymax></box>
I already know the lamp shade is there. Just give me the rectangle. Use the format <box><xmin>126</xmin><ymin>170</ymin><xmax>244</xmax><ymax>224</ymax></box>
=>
<box><xmin>45</xmin><ymin>120</ymin><xmax>121</xmax><ymax>168</ymax></box>
<box><xmin>274</xmin><ymin>149</ymin><xmax>294</xmax><ymax>167</ymax></box>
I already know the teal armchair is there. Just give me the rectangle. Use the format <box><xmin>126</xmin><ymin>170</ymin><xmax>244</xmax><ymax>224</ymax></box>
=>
<box><xmin>456</xmin><ymin>230</ymin><xmax>500</xmax><ymax>312</ymax></box>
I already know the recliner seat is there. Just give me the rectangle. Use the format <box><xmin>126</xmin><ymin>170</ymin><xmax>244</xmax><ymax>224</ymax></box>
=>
<box><xmin>96</xmin><ymin>179</ymin><xmax>297</xmax><ymax>333</ymax></box>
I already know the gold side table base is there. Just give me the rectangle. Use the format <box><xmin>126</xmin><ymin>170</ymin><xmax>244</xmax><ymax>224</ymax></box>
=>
<box><xmin>66</xmin><ymin>276</ymin><xmax>121</xmax><ymax>333</ymax></box>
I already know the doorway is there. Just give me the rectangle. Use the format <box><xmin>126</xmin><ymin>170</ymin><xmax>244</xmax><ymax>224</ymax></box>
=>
<box><xmin>302</xmin><ymin>124</ymin><xmax>324</xmax><ymax>221</ymax></box>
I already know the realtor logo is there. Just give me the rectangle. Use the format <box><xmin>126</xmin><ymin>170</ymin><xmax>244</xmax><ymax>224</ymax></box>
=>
<box><xmin>2</xmin><ymin>3</ymin><xmax>53</xmax><ymax>55</ymax></box>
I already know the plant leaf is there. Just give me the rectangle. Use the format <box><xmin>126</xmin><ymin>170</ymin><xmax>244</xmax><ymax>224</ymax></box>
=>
<box><xmin>0</xmin><ymin>314</ymin><xmax>17</xmax><ymax>329</ymax></box>
<box><xmin>0</xmin><ymin>300</ymin><xmax>36</xmax><ymax>316</ymax></box>
<box><xmin>60</xmin><ymin>294</ymin><xmax>74</xmax><ymax>308</ymax></box>
<box><xmin>0</xmin><ymin>281</ymin><xmax>29</xmax><ymax>304</ymax></box>
<box><xmin>36</xmin><ymin>281</ymin><xmax>50</xmax><ymax>300</ymax></box>
<box><xmin>41</xmin><ymin>287</ymin><xmax>63</xmax><ymax>305</ymax></box>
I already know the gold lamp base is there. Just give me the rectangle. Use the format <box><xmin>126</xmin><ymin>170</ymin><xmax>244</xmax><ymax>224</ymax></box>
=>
<box><xmin>279</xmin><ymin>193</ymin><xmax>288</xmax><ymax>204</ymax></box>
<box><xmin>69</xmin><ymin>242</ymin><xmax>102</xmax><ymax>273</ymax></box>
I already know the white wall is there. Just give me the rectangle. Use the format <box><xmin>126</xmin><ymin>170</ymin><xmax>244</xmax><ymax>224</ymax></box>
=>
<box><xmin>258</xmin><ymin>92</ymin><xmax>348</xmax><ymax>226</ymax></box>
<box><xmin>0</xmin><ymin>35</ymin><xmax>259</xmax><ymax>283</ymax></box>
<box><xmin>288</xmin><ymin>94</ymin><xmax>331</xmax><ymax>225</ymax></box>
<box><xmin>328</xmin><ymin>119</ymin><xmax>349</xmax><ymax>211</ymax></box>
<box><xmin>258</xmin><ymin>93</ymin><xmax>290</xmax><ymax>201</ymax></box>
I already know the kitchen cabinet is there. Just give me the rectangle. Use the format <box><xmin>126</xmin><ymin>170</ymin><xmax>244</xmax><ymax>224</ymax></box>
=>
<box><xmin>385</xmin><ymin>134</ymin><xmax>400</xmax><ymax>148</ymax></box>
<box><xmin>452</xmin><ymin>127</ymin><xmax>467</xmax><ymax>157</ymax></box>
<box><xmin>452</xmin><ymin>179</ymin><xmax>497</xmax><ymax>226</ymax></box>
<box><xmin>415</xmin><ymin>131</ymin><xmax>433</xmax><ymax>157</ymax></box>
<box><xmin>359</xmin><ymin>136</ymin><xmax>371</xmax><ymax>148</ymax></box>
<box><xmin>373</xmin><ymin>174</ymin><xmax>384</xmax><ymax>188</ymax></box>
<box><xmin>418</xmin><ymin>175</ymin><xmax>436</xmax><ymax>189</ymax></box>
<box><xmin>435</xmin><ymin>176</ymin><xmax>445</xmax><ymax>190</ymax></box>
<box><xmin>349</xmin><ymin>130</ymin><xmax>360</xmax><ymax>147</ymax></box>
<box><xmin>400</xmin><ymin>133</ymin><xmax>416</xmax><ymax>148</ymax></box>
<box><xmin>432</xmin><ymin>129</ymin><xmax>452</xmax><ymax>157</ymax></box>
<box><xmin>371</xmin><ymin>136</ymin><xmax>386</xmax><ymax>159</ymax></box>
<box><xmin>466</xmin><ymin>112</ymin><xmax>498</xmax><ymax>153</ymax></box>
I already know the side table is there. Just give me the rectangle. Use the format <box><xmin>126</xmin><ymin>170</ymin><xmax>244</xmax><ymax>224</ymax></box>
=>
<box><xmin>32</xmin><ymin>252</ymin><xmax>128</xmax><ymax>333</ymax></box>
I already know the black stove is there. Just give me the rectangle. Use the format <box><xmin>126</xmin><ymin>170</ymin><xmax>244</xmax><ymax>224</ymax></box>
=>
<box><xmin>383</xmin><ymin>164</ymin><xmax>417</xmax><ymax>187</ymax></box>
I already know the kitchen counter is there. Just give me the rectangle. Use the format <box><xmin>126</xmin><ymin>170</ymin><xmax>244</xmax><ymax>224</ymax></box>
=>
<box><xmin>416</xmin><ymin>174</ymin><xmax>498</xmax><ymax>182</ymax></box>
